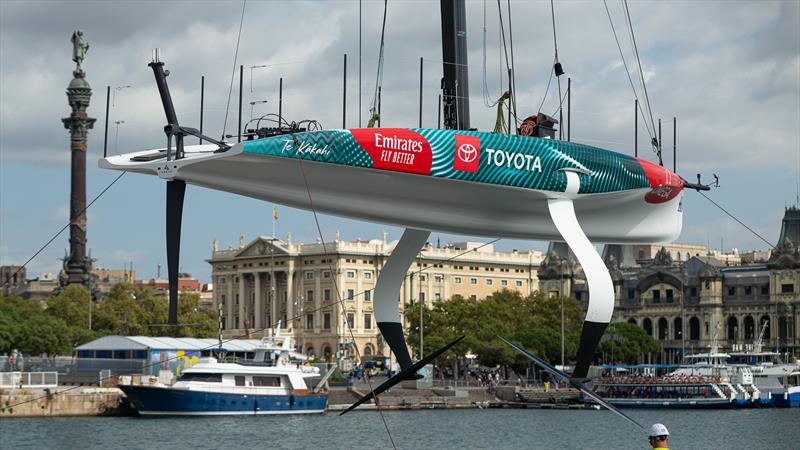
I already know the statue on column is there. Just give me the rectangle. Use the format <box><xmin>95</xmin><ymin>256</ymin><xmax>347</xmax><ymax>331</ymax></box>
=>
<box><xmin>71</xmin><ymin>31</ymin><xmax>89</xmax><ymax>73</ymax></box>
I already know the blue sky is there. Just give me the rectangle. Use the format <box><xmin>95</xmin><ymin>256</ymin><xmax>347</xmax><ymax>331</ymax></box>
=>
<box><xmin>1</xmin><ymin>0</ymin><xmax>798</xmax><ymax>282</ymax></box>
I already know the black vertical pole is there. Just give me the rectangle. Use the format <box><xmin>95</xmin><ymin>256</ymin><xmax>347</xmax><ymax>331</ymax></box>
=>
<box><xmin>378</xmin><ymin>86</ymin><xmax>382</xmax><ymax>128</ymax></box>
<box><xmin>673</xmin><ymin>116</ymin><xmax>677</xmax><ymax>173</ymax></box>
<box><xmin>342</xmin><ymin>54</ymin><xmax>347</xmax><ymax>129</ymax></box>
<box><xmin>238</xmin><ymin>65</ymin><xmax>243</xmax><ymax>143</ymax></box>
<box><xmin>418</xmin><ymin>57</ymin><xmax>424</xmax><ymax>128</ymax></box>
<box><xmin>508</xmin><ymin>68</ymin><xmax>512</xmax><ymax>134</ymax></box>
<box><xmin>103</xmin><ymin>85</ymin><xmax>110</xmax><ymax>158</ymax></box>
<box><xmin>200</xmin><ymin>76</ymin><xmax>205</xmax><ymax>144</ymax></box>
<box><xmin>278</xmin><ymin>77</ymin><xmax>283</xmax><ymax>129</ymax></box>
<box><xmin>634</xmin><ymin>99</ymin><xmax>638</xmax><ymax>157</ymax></box>
<box><xmin>658</xmin><ymin>118</ymin><xmax>662</xmax><ymax>165</ymax></box>
<box><xmin>437</xmin><ymin>94</ymin><xmax>442</xmax><ymax>129</ymax></box>
<box><xmin>567</xmin><ymin>77</ymin><xmax>571</xmax><ymax>142</ymax></box>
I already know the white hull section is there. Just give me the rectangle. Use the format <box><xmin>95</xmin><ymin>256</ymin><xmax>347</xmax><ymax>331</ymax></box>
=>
<box><xmin>101</xmin><ymin>145</ymin><xmax>682</xmax><ymax>244</ymax></box>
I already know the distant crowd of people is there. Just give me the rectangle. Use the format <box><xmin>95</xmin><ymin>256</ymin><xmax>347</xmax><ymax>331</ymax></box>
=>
<box><xmin>1</xmin><ymin>349</ymin><xmax>24</xmax><ymax>372</ymax></box>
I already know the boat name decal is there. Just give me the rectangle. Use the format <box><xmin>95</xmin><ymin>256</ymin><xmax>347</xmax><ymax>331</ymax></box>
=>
<box><xmin>281</xmin><ymin>139</ymin><xmax>331</xmax><ymax>157</ymax></box>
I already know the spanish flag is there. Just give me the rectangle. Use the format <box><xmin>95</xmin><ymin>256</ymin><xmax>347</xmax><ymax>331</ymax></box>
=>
<box><xmin>273</xmin><ymin>208</ymin><xmax>278</xmax><ymax>221</ymax></box>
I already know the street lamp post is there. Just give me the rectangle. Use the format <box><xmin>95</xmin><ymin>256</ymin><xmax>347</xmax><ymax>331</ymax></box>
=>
<box><xmin>249</xmin><ymin>99</ymin><xmax>268</xmax><ymax>121</ymax></box>
<box><xmin>114</xmin><ymin>120</ymin><xmax>125</xmax><ymax>154</ymax></box>
<box><xmin>112</xmin><ymin>85</ymin><xmax>131</xmax><ymax>107</ymax></box>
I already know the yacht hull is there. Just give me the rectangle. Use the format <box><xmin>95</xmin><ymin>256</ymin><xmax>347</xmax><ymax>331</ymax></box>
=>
<box><xmin>120</xmin><ymin>385</ymin><xmax>328</xmax><ymax>416</ymax></box>
<box><xmin>100</xmin><ymin>128</ymin><xmax>683</xmax><ymax>243</ymax></box>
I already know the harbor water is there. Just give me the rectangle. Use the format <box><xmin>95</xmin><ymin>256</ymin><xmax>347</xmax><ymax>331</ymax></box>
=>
<box><xmin>2</xmin><ymin>408</ymin><xmax>798</xmax><ymax>449</ymax></box>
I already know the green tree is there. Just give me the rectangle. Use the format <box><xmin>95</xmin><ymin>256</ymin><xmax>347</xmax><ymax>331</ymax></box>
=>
<box><xmin>596</xmin><ymin>321</ymin><xmax>660</xmax><ymax>364</ymax></box>
<box><xmin>45</xmin><ymin>285</ymin><xmax>91</xmax><ymax>328</ymax></box>
<box><xmin>404</xmin><ymin>290</ymin><xmax>586</xmax><ymax>372</ymax></box>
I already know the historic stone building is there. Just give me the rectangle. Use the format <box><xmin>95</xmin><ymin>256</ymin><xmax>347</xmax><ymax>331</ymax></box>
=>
<box><xmin>208</xmin><ymin>234</ymin><xmax>543</xmax><ymax>361</ymax></box>
<box><xmin>540</xmin><ymin>207</ymin><xmax>800</xmax><ymax>361</ymax></box>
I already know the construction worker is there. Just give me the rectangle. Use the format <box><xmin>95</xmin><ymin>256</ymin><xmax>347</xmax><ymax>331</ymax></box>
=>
<box><xmin>648</xmin><ymin>423</ymin><xmax>670</xmax><ymax>450</ymax></box>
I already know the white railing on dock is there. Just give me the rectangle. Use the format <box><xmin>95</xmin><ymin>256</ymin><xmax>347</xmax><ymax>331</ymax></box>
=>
<box><xmin>0</xmin><ymin>371</ymin><xmax>58</xmax><ymax>388</ymax></box>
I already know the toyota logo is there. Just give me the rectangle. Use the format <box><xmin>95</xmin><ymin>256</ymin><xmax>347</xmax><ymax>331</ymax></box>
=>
<box><xmin>457</xmin><ymin>143</ymin><xmax>477</xmax><ymax>163</ymax></box>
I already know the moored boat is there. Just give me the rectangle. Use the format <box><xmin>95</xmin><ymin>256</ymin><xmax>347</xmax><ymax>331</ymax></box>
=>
<box><xmin>119</xmin><ymin>328</ymin><xmax>328</xmax><ymax>416</ymax></box>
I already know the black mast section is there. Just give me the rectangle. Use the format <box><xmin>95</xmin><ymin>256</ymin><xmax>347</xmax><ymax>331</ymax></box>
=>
<box><xmin>440</xmin><ymin>0</ymin><xmax>470</xmax><ymax>130</ymax></box>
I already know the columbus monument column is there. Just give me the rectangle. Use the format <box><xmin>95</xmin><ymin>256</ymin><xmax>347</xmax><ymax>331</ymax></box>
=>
<box><xmin>62</xmin><ymin>31</ymin><xmax>96</xmax><ymax>286</ymax></box>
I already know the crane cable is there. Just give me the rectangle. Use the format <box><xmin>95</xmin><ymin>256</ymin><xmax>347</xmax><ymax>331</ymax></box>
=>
<box><xmin>221</xmin><ymin>0</ymin><xmax>247</xmax><ymax>140</ymax></box>
<box><xmin>601</xmin><ymin>0</ymin><xmax>656</xmax><ymax>140</ymax></box>
<box><xmin>296</xmin><ymin>156</ymin><xmax>397</xmax><ymax>449</ymax></box>
<box><xmin>0</xmin><ymin>172</ymin><xmax>127</xmax><ymax>290</ymax></box>
<box><xmin>622</xmin><ymin>0</ymin><xmax>661</xmax><ymax>163</ymax></box>
<box><xmin>367</xmin><ymin>0</ymin><xmax>388</xmax><ymax>128</ymax></box>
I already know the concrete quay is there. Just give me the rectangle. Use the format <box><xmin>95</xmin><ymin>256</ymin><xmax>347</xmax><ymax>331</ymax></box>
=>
<box><xmin>0</xmin><ymin>387</ymin><xmax>124</xmax><ymax>418</ymax></box>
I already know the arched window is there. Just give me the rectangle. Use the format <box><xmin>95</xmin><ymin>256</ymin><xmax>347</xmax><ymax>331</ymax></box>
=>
<box><xmin>363</xmin><ymin>344</ymin><xmax>373</xmax><ymax>357</ymax></box>
<box><xmin>759</xmin><ymin>315</ymin><xmax>771</xmax><ymax>340</ymax></box>
<box><xmin>674</xmin><ymin>317</ymin><xmax>683</xmax><ymax>340</ymax></box>
<box><xmin>689</xmin><ymin>317</ymin><xmax>700</xmax><ymax>341</ymax></box>
<box><xmin>322</xmin><ymin>344</ymin><xmax>333</xmax><ymax>362</ymax></box>
<box><xmin>305</xmin><ymin>346</ymin><xmax>314</xmax><ymax>357</ymax></box>
<box><xmin>744</xmin><ymin>316</ymin><xmax>755</xmax><ymax>340</ymax></box>
<box><xmin>643</xmin><ymin>318</ymin><xmax>653</xmax><ymax>336</ymax></box>
<box><xmin>727</xmin><ymin>316</ymin><xmax>738</xmax><ymax>341</ymax></box>
<box><xmin>658</xmin><ymin>318</ymin><xmax>669</xmax><ymax>340</ymax></box>
<box><xmin>627</xmin><ymin>318</ymin><xmax>637</xmax><ymax>325</ymax></box>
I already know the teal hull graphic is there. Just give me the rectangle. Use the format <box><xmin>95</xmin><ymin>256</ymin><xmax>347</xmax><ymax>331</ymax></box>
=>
<box><xmin>243</xmin><ymin>128</ymin><xmax>649</xmax><ymax>195</ymax></box>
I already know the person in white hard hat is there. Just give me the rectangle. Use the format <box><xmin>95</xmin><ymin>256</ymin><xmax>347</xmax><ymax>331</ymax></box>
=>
<box><xmin>648</xmin><ymin>423</ymin><xmax>670</xmax><ymax>450</ymax></box>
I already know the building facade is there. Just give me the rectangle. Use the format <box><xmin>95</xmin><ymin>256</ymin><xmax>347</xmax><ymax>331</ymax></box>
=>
<box><xmin>208</xmin><ymin>235</ymin><xmax>543</xmax><ymax>361</ymax></box>
<box><xmin>541</xmin><ymin>207</ymin><xmax>800</xmax><ymax>361</ymax></box>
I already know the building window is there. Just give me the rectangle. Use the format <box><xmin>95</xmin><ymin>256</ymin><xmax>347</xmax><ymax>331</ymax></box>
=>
<box><xmin>323</xmin><ymin>271</ymin><xmax>331</xmax><ymax>279</ymax></box>
<box><xmin>782</xmin><ymin>284</ymin><xmax>794</xmax><ymax>293</ymax></box>
<box><xmin>364</xmin><ymin>290</ymin><xmax>371</xmax><ymax>301</ymax></box>
<box><xmin>364</xmin><ymin>271</ymin><xmax>372</xmax><ymax>279</ymax></box>
<box><xmin>652</xmin><ymin>290</ymin><xmax>660</xmax><ymax>303</ymax></box>
<box><xmin>347</xmin><ymin>313</ymin><xmax>355</xmax><ymax>329</ymax></box>
<box><xmin>501</xmin><ymin>280</ymin><xmax>508</xmax><ymax>286</ymax></box>
<box><xmin>420</xmin><ymin>292</ymin><xmax>426</xmax><ymax>303</ymax></box>
<box><xmin>306</xmin><ymin>314</ymin><xmax>314</xmax><ymax>329</ymax></box>
<box><xmin>434</xmin><ymin>275</ymin><xmax>442</xmax><ymax>283</ymax></box>
<box><xmin>235</xmin><ymin>294</ymin><xmax>239</xmax><ymax>305</ymax></box>
<box><xmin>516</xmin><ymin>280</ymin><xmax>523</xmax><ymax>287</ymax></box>
<box><xmin>221</xmin><ymin>294</ymin><xmax>226</xmax><ymax>305</ymax></box>
<box><xmin>744</xmin><ymin>286</ymin><xmax>752</xmax><ymax>296</ymax></box>
<box><xmin>234</xmin><ymin>316</ymin><xmax>239</xmax><ymax>328</ymax></box>
<box><xmin>435</xmin><ymin>293</ymin><xmax>441</xmax><ymax>302</ymax></box>
<box><xmin>323</xmin><ymin>313</ymin><xmax>331</xmax><ymax>329</ymax></box>
<box><xmin>305</xmin><ymin>271</ymin><xmax>314</xmax><ymax>280</ymax></box>
<box><xmin>689</xmin><ymin>287</ymin><xmax>697</xmax><ymax>297</ymax></box>
<box><xmin>470</xmin><ymin>295</ymin><xmax>477</xmax><ymax>301</ymax></box>
<box><xmin>761</xmin><ymin>286</ymin><xmax>769</xmax><ymax>295</ymax></box>
<box><xmin>470</xmin><ymin>278</ymin><xmax>477</xmax><ymax>285</ymax></box>
<box><xmin>364</xmin><ymin>313</ymin><xmax>372</xmax><ymax>329</ymax></box>
<box><xmin>666</xmin><ymin>289</ymin><xmax>674</xmax><ymax>303</ymax></box>
<box><xmin>347</xmin><ymin>271</ymin><xmax>355</xmax><ymax>278</ymax></box>
<box><xmin>306</xmin><ymin>290</ymin><xmax>314</xmax><ymax>302</ymax></box>
<box><xmin>728</xmin><ymin>287</ymin><xmax>736</xmax><ymax>296</ymax></box>
<box><xmin>628</xmin><ymin>289</ymin><xmax>635</xmax><ymax>299</ymax></box>
<box><xmin>486</xmin><ymin>279</ymin><xmax>493</xmax><ymax>286</ymax></box>
<box><xmin>454</xmin><ymin>277</ymin><xmax>462</xmax><ymax>284</ymax></box>
<box><xmin>347</xmin><ymin>289</ymin><xmax>355</xmax><ymax>300</ymax></box>
<box><xmin>324</xmin><ymin>289</ymin><xmax>331</xmax><ymax>301</ymax></box>
<box><xmin>420</xmin><ymin>274</ymin><xmax>427</xmax><ymax>282</ymax></box>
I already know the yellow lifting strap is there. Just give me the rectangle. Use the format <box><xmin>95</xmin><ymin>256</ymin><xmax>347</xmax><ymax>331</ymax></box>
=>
<box><xmin>493</xmin><ymin>91</ymin><xmax>511</xmax><ymax>134</ymax></box>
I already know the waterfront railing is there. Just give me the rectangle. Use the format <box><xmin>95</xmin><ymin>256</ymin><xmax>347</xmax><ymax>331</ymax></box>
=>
<box><xmin>0</xmin><ymin>371</ymin><xmax>58</xmax><ymax>388</ymax></box>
